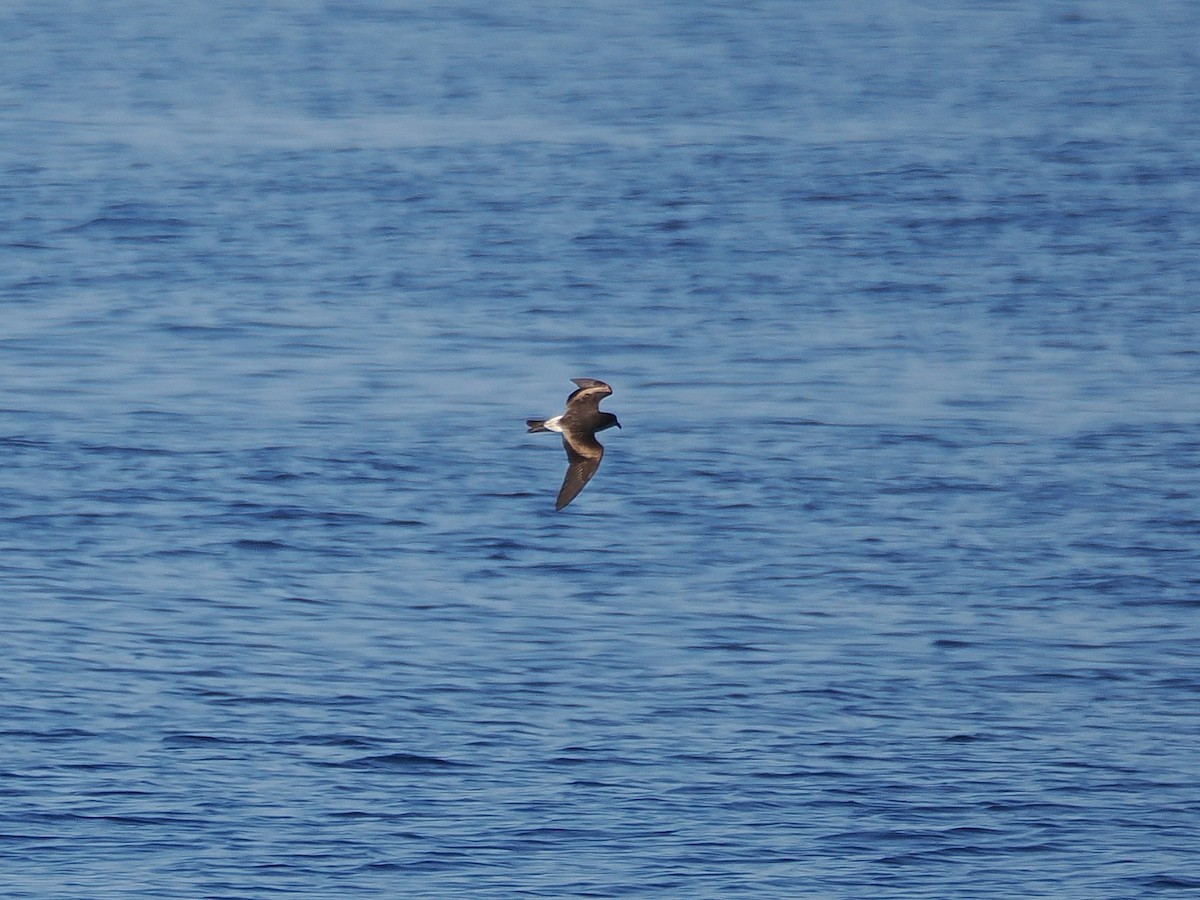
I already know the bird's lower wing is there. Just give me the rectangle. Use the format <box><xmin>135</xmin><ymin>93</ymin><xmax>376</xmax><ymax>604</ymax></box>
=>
<box><xmin>556</xmin><ymin>438</ymin><xmax>603</xmax><ymax>510</ymax></box>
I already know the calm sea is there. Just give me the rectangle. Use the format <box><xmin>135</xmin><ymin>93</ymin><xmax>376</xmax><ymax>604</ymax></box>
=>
<box><xmin>2</xmin><ymin>1</ymin><xmax>1198</xmax><ymax>896</ymax></box>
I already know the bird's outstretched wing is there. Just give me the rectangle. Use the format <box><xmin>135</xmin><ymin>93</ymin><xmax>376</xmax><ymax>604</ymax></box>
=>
<box><xmin>565</xmin><ymin>378</ymin><xmax>613</xmax><ymax>412</ymax></box>
<box><xmin>556</xmin><ymin>431</ymin><xmax>605</xmax><ymax>511</ymax></box>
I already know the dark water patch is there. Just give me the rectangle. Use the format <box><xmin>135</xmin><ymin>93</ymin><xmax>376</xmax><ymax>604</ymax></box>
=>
<box><xmin>0</xmin><ymin>437</ymin><xmax>53</xmax><ymax>452</ymax></box>
<box><xmin>229</xmin><ymin>538</ymin><xmax>294</xmax><ymax>551</ymax></box>
<box><xmin>1136</xmin><ymin>874</ymin><xmax>1200</xmax><ymax>890</ymax></box>
<box><xmin>63</xmin><ymin>216</ymin><xmax>191</xmax><ymax>242</ymax></box>
<box><xmin>296</xmin><ymin>734</ymin><xmax>384</xmax><ymax>750</ymax></box>
<box><xmin>337</xmin><ymin>753</ymin><xmax>475</xmax><ymax>772</ymax></box>
<box><xmin>877</xmin><ymin>477</ymin><xmax>1003</xmax><ymax>495</ymax></box>
<box><xmin>161</xmin><ymin>733</ymin><xmax>254</xmax><ymax>749</ymax></box>
<box><xmin>0</xmin><ymin>728</ymin><xmax>96</xmax><ymax>741</ymax></box>
<box><xmin>74</xmin><ymin>442</ymin><xmax>180</xmax><ymax>457</ymax></box>
<box><xmin>875</xmin><ymin>430</ymin><xmax>963</xmax><ymax>449</ymax></box>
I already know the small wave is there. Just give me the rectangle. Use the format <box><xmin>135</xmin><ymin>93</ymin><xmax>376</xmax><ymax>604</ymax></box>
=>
<box><xmin>230</xmin><ymin>538</ymin><xmax>293</xmax><ymax>551</ymax></box>
<box><xmin>161</xmin><ymin>733</ymin><xmax>246</xmax><ymax>748</ymax></box>
<box><xmin>337</xmin><ymin>752</ymin><xmax>473</xmax><ymax>771</ymax></box>
<box><xmin>1138</xmin><ymin>874</ymin><xmax>1200</xmax><ymax>890</ymax></box>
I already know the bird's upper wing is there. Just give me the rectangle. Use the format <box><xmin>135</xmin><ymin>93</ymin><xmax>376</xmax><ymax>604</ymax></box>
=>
<box><xmin>556</xmin><ymin>431</ymin><xmax>604</xmax><ymax>510</ymax></box>
<box><xmin>565</xmin><ymin>378</ymin><xmax>612</xmax><ymax>412</ymax></box>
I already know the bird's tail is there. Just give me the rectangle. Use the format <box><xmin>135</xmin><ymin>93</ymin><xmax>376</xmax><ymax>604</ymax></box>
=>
<box><xmin>526</xmin><ymin>419</ymin><xmax>550</xmax><ymax>433</ymax></box>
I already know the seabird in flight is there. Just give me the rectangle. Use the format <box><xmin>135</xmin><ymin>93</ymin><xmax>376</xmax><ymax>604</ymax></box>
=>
<box><xmin>527</xmin><ymin>378</ymin><xmax>621</xmax><ymax>510</ymax></box>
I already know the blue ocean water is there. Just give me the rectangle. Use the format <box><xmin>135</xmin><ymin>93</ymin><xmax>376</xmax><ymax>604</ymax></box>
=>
<box><xmin>3</xmin><ymin>1</ymin><xmax>1199</xmax><ymax>896</ymax></box>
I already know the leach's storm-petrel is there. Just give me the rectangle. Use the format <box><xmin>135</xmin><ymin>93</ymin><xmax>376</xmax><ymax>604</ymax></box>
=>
<box><xmin>527</xmin><ymin>378</ymin><xmax>621</xmax><ymax>511</ymax></box>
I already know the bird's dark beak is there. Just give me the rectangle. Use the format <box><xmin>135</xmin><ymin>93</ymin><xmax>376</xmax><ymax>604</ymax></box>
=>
<box><xmin>616</xmin><ymin>420</ymin><xmax>622</xmax><ymax>429</ymax></box>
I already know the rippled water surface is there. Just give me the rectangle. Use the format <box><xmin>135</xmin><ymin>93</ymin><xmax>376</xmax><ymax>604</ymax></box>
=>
<box><xmin>3</xmin><ymin>1</ymin><xmax>1199</xmax><ymax>896</ymax></box>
